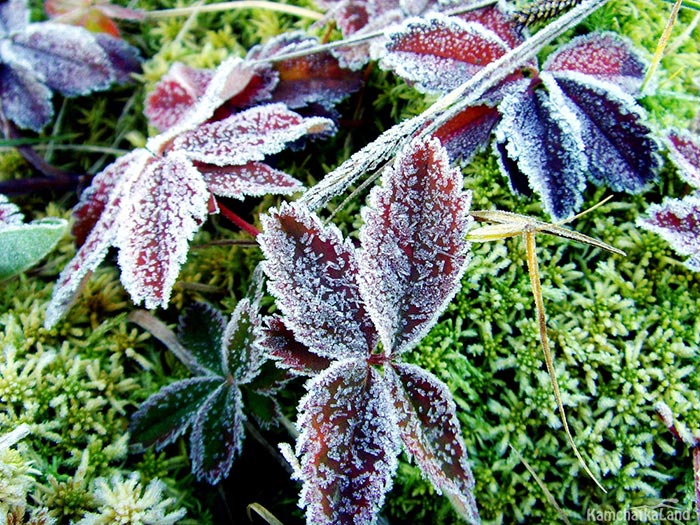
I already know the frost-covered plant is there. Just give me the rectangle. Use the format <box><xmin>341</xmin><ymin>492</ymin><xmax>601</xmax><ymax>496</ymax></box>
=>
<box><xmin>129</xmin><ymin>293</ymin><xmax>282</xmax><ymax>484</ymax></box>
<box><xmin>0</xmin><ymin>0</ymin><xmax>140</xmax><ymax>132</ymax></box>
<box><xmin>379</xmin><ymin>5</ymin><xmax>660</xmax><ymax>220</ymax></box>
<box><xmin>258</xmin><ymin>136</ymin><xmax>478</xmax><ymax>525</ymax></box>
<box><xmin>0</xmin><ymin>424</ymin><xmax>36</xmax><ymax>524</ymax></box>
<box><xmin>638</xmin><ymin>129</ymin><xmax>700</xmax><ymax>271</ymax></box>
<box><xmin>74</xmin><ymin>473</ymin><xmax>185</xmax><ymax>525</ymax></box>
<box><xmin>44</xmin><ymin>0</ymin><xmax>144</xmax><ymax>37</ymax></box>
<box><xmin>45</xmin><ymin>57</ymin><xmax>335</xmax><ymax>328</ymax></box>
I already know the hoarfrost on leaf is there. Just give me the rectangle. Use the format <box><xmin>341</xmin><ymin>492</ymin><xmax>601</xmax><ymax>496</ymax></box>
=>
<box><xmin>259</xmin><ymin>202</ymin><xmax>377</xmax><ymax>359</ymax></box>
<box><xmin>296</xmin><ymin>359</ymin><xmax>400</xmax><ymax>525</ymax></box>
<box><xmin>358</xmin><ymin>136</ymin><xmax>472</xmax><ymax>355</ymax></box>
<box><xmin>667</xmin><ymin>129</ymin><xmax>700</xmax><ymax>188</ymax></box>
<box><xmin>200</xmin><ymin>162</ymin><xmax>303</xmax><ymax>200</ymax></box>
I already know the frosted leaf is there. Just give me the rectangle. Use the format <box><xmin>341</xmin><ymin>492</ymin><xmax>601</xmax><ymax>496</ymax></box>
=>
<box><xmin>72</xmin><ymin>149</ymin><xmax>144</xmax><ymax>246</ymax></box>
<box><xmin>495</xmin><ymin>80</ymin><xmax>587</xmax><ymax>221</ymax></box>
<box><xmin>457</xmin><ymin>4</ymin><xmax>525</xmax><ymax>50</ymax></box>
<box><xmin>0</xmin><ymin>0</ymin><xmax>28</xmax><ymax>34</ymax></box>
<box><xmin>174</xmin><ymin>103</ymin><xmax>335</xmax><ymax>166</ymax></box>
<box><xmin>358</xmin><ymin>137</ymin><xmax>472</xmax><ymax>355</ymax></box>
<box><xmin>296</xmin><ymin>359</ymin><xmax>400</xmax><ymax>525</ymax></box>
<box><xmin>667</xmin><ymin>129</ymin><xmax>700</xmax><ymax>189</ymax></box>
<box><xmin>128</xmin><ymin>376</ymin><xmax>223</xmax><ymax>451</ymax></box>
<box><xmin>224</xmin><ymin>298</ymin><xmax>264</xmax><ymax>384</ymax></box>
<box><xmin>0</xmin><ymin>217</ymin><xmax>67</xmax><ymax>279</ymax></box>
<box><xmin>10</xmin><ymin>22</ymin><xmax>114</xmax><ymax>96</ymax></box>
<box><xmin>548</xmin><ymin>72</ymin><xmax>659</xmax><ymax>193</ymax></box>
<box><xmin>258</xmin><ymin>315</ymin><xmax>333</xmax><ymax>376</ymax></box>
<box><xmin>191</xmin><ymin>384</ymin><xmax>244</xmax><ymax>484</ymax></box>
<box><xmin>247</xmin><ymin>32</ymin><xmax>362</xmax><ymax>111</ymax></box>
<box><xmin>543</xmin><ymin>32</ymin><xmax>646</xmax><ymax>94</ymax></box>
<box><xmin>0</xmin><ymin>62</ymin><xmax>54</xmax><ymax>132</ymax></box>
<box><xmin>200</xmin><ymin>162</ymin><xmax>303</xmax><ymax>200</ymax></box>
<box><xmin>433</xmin><ymin>104</ymin><xmax>501</xmax><ymax>164</ymax></box>
<box><xmin>259</xmin><ymin>202</ymin><xmax>378</xmax><ymax>360</ymax></box>
<box><xmin>115</xmin><ymin>153</ymin><xmax>209</xmax><ymax>310</ymax></box>
<box><xmin>386</xmin><ymin>363</ymin><xmax>479</xmax><ymax>525</ymax></box>
<box><xmin>0</xmin><ymin>194</ymin><xmax>23</xmax><ymax>226</ymax></box>
<box><xmin>93</xmin><ymin>33</ymin><xmax>141</xmax><ymax>84</ymax></box>
<box><xmin>380</xmin><ymin>14</ymin><xmax>509</xmax><ymax>94</ymax></box>
<box><xmin>177</xmin><ymin>302</ymin><xmax>227</xmax><ymax>376</ymax></box>
<box><xmin>638</xmin><ymin>194</ymin><xmax>700</xmax><ymax>272</ymax></box>
<box><xmin>44</xmin><ymin>150</ymin><xmax>150</xmax><ymax>328</ymax></box>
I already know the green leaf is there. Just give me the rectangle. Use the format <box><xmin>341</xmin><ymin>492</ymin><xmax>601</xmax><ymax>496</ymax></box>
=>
<box><xmin>0</xmin><ymin>218</ymin><xmax>67</xmax><ymax>279</ymax></box>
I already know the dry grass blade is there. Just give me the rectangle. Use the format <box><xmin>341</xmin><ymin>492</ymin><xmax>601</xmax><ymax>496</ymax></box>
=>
<box><xmin>641</xmin><ymin>0</ymin><xmax>683</xmax><ymax>94</ymax></box>
<box><xmin>247</xmin><ymin>503</ymin><xmax>286</xmax><ymax>525</ymax></box>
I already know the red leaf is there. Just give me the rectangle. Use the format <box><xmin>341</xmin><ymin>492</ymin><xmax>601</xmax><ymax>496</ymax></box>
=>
<box><xmin>174</xmin><ymin>103</ymin><xmax>335</xmax><ymax>166</ymax></box>
<box><xmin>296</xmin><ymin>360</ymin><xmax>400</xmax><ymax>525</ymax></box>
<box><xmin>433</xmin><ymin>104</ymin><xmax>501</xmax><ymax>164</ymax></box>
<box><xmin>259</xmin><ymin>202</ymin><xmax>378</xmax><ymax>360</ymax></box>
<box><xmin>258</xmin><ymin>315</ymin><xmax>332</xmax><ymax>376</ymax></box>
<box><xmin>458</xmin><ymin>4</ymin><xmax>525</xmax><ymax>50</ymax></box>
<box><xmin>199</xmin><ymin>161</ymin><xmax>303</xmax><ymax>200</ymax></box>
<box><xmin>380</xmin><ymin>13</ymin><xmax>509</xmax><ymax>94</ymax></box>
<box><xmin>638</xmin><ymin>194</ymin><xmax>700</xmax><ymax>271</ymax></box>
<box><xmin>357</xmin><ymin>137</ymin><xmax>472</xmax><ymax>355</ymax></box>
<box><xmin>543</xmin><ymin>32</ymin><xmax>647</xmax><ymax>94</ymax></box>
<box><xmin>386</xmin><ymin>362</ymin><xmax>478</xmax><ymax>524</ymax></box>
<box><xmin>115</xmin><ymin>154</ymin><xmax>209</xmax><ymax>309</ymax></box>
<box><xmin>667</xmin><ymin>129</ymin><xmax>700</xmax><ymax>189</ymax></box>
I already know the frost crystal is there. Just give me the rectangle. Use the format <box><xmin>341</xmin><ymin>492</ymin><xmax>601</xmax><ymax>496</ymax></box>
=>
<box><xmin>667</xmin><ymin>129</ymin><xmax>700</xmax><ymax>189</ymax></box>
<box><xmin>75</xmin><ymin>473</ymin><xmax>186</xmax><ymax>525</ymax></box>
<box><xmin>260</xmin><ymin>137</ymin><xmax>479</xmax><ymax>525</ymax></box>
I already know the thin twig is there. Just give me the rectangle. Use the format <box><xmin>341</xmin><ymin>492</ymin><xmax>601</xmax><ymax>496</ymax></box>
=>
<box><xmin>145</xmin><ymin>1</ymin><xmax>324</xmax><ymax>21</ymax></box>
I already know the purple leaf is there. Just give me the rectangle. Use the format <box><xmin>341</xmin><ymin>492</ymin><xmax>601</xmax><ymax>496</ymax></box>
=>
<box><xmin>0</xmin><ymin>62</ymin><xmax>54</xmax><ymax>132</ymax></box>
<box><xmin>115</xmin><ymin>153</ymin><xmax>209</xmax><ymax>310</ymax></box>
<box><xmin>667</xmin><ymin>129</ymin><xmax>700</xmax><ymax>188</ymax></box>
<box><xmin>543</xmin><ymin>32</ymin><xmax>646</xmax><ymax>94</ymax></box>
<box><xmin>548</xmin><ymin>73</ymin><xmax>659</xmax><ymax>193</ymax></box>
<box><xmin>296</xmin><ymin>359</ymin><xmax>400</xmax><ymax>525</ymax></box>
<box><xmin>638</xmin><ymin>194</ymin><xmax>700</xmax><ymax>271</ymax></box>
<box><xmin>199</xmin><ymin>162</ymin><xmax>303</xmax><ymax>200</ymax></box>
<box><xmin>380</xmin><ymin>14</ymin><xmax>509</xmax><ymax>94</ymax></box>
<box><xmin>433</xmin><ymin>104</ymin><xmax>501</xmax><ymax>164</ymax></box>
<box><xmin>386</xmin><ymin>362</ymin><xmax>478</xmax><ymax>524</ymax></box>
<box><xmin>495</xmin><ymin>80</ymin><xmax>587</xmax><ymax>221</ymax></box>
<box><xmin>93</xmin><ymin>32</ymin><xmax>141</xmax><ymax>83</ymax></box>
<box><xmin>258</xmin><ymin>315</ymin><xmax>333</xmax><ymax>376</ymax></box>
<box><xmin>259</xmin><ymin>202</ymin><xmax>377</xmax><ymax>360</ymax></box>
<box><xmin>174</xmin><ymin>103</ymin><xmax>335</xmax><ymax>166</ymax></box>
<box><xmin>191</xmin><ymin>384</ymin><xmax>245</xmax><ymax>484</ymax></box>
<box><xmin>358</xmin><ymin>137</ymin><xmax>472</xmax><ymax>355</ymax></box>
<box><xmin>129</xmin><ymin>376</ymin><xmax>223</xmax><ymax>451</ymax></box>
<box><xmin>0</xmin><ymin>0</ymin><xmax>28</xmax><ymax>34</ymax></box>
<box><xmin>178</xmin><ymin>302</ymin><xmax>227</xmax><ymax>376</ymax></box>
<box><xmin>10</xmin><ymin>22</ymin><xmax>116</xmax><ymax>96</ymax></box>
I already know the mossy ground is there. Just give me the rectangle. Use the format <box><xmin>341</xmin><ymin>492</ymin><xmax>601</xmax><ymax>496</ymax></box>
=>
<box><xmin>2</xmin><ymin>0</ymin><xmax>700</xmax><ymax>523</ymax></box>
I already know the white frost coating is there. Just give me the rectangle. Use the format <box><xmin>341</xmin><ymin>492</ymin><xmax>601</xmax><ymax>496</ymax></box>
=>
<box><xmin>542</xmin><ymin>31</ymin><xmax>647</xmax><ymax>96</ymax></box>
<box><xmin>115</xmin><ymin>152</ymin><xmax>209</xmax><ymax>310</ymax></box>
<box><xmin>638</xmin><ymin>194</ymin><xmax>700</xmax><ymax>271</ymax></box>
<box><xmin>546</xmin><ymin>70</ymin><xmax>658</xmax><ymax>193</ymax></box>
<box><xmin>259</xmin><ymin>202</ymin><xmax>377</xmax><ymax>360</ymax></box>
<box><xmin>495</xmin><ymin>78</ymin><xmax>587</xmax><ymax>221</ymax></box>
<box><xmin>357</xmin><ymin>137</ymin><xmax>472</xmax><ymax>356</ymax></box>
<box><xmin>667</xmin><ymin>130</ymin><xmax>700</xmax><ymax>189</ymax></box>
<box><xmin>12</xmin><ymin>22</ymin><xmax>114</xmax><ymax>95</ymax></box>
<box><xmin>223</xmin><ymin>298</ymin><xmax>265</xmax><ymax>384</ymax></box>
<box><xmin>296</xmin><ymin>359</ymin><xmax>401</xmax><ymax>525</ymax></box>
<box><xmin>386</xmin><ymin>363</ymin><xmax>479</xmax><ymax>524</ymax></box>
<box><xmin>379</xmin><ymin>14</ymin><xmax>509</xmax><ymax>94</ymax></box>
<box><xmin>174</xmin><ymin>103</ymin><xmax>335</xmax><ymax>166</ymax></box>
<box><xmin>0</xmin><ymin>60</ymin><xmax>54</xmax><ymax>131</ymax></box>
<box><xmin>0</xmin><ymin>194</ymin><xmax>23</xmax><ymax>226</ymax></box>
<box><xmin>203</xmin><ymin>162</ymin><xmax>303</xmax><ymax>200</ymax></box>
<box><xmin>44</xmin><ymin>150</ymin><xmax>150</xmax><ymax>328</ymax></box>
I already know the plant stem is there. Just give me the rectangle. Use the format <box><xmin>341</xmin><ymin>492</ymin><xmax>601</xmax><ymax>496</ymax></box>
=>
<box><xmin>217</xmin><ymin>201</ymin><xmax>261</xmax><ymax>237</ymax></box>
<box><xmin>145</xmin><ymin>1</ymin><xmax>324</xmax><ymax>20</ymax></box>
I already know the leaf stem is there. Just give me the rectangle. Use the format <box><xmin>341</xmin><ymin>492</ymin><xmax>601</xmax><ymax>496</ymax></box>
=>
<box><xmin>217</xmin><ymin>200</ymin><xmax>261</xmax><ymax>237</ymax></box>
<box><xmin>145</xmin><ymin>1</ymin><xmax>324</xmax><ymax>21</ymax></box>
